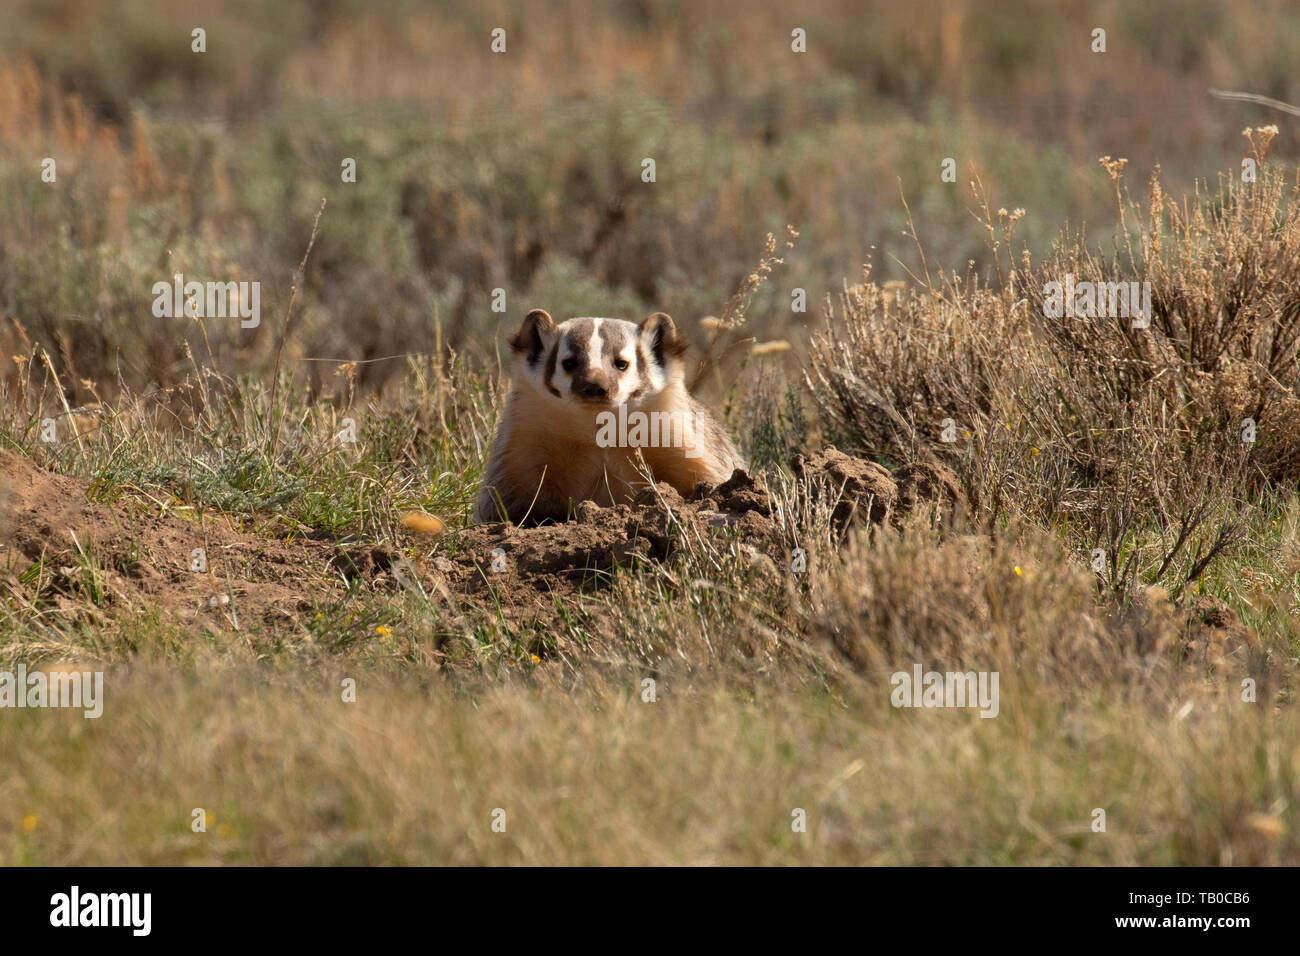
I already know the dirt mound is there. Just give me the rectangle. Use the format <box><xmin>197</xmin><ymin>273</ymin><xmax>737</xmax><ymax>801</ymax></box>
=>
<box><xmin>421</xmin><ymin>452</ymin><xmax>966</xmax><ymax>608</ymax></box>
<box><xmin>432</xmin><ymin>475</ymin><xmax>779</xmax><ymax>603</ymax></box>
<box><xmin>792</xmin><ymin>445</ymin><xmax>898</xmax><ymax>527</ymax></box>
<box><xmin>1</xmin><ymin>445</ymin><xmax>963</xmax><ymax>626</ymax></box>
<box><xmin>1182</xmin><ymin>593</ymin><xmax>1258</xmax><ymax>667</ymax></box>
<box><xmin>0</xmin><ymin>449</ymin><xmax>337</xmax><ymax>628</ymax></box>
<box><xmin>893</xmin><ymin>460</ymin><xmax>967</xmax><ymax>523</ymax></box>
<box><xmin>695</xmin><ymin>469</ymin><xmax>775</xmax><ymax>516</ymax></box>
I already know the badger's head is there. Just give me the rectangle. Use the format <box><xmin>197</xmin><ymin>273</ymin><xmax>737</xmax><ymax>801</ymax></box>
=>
<box><xmin>509</xmin><ymin>309</ymin><xmax>687</xmax><ymax>410</ymax></box>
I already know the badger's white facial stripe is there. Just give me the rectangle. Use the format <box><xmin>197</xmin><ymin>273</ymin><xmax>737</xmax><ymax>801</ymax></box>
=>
<box><xmin>588</xmin><ymin>318</ymin><xmax>603</xmax><ymax>366</ymax></box>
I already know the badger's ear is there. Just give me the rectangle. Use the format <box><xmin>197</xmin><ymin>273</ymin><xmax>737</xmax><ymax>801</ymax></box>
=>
<box><xmin>510</xmin><ymin>309</ymin><xmax>557</xmax><ymax>365</ymax></box>
<box><xmin>638</xmin><ymin>312</ymin><xmax>687</xmax><ymax>369</ymax></box>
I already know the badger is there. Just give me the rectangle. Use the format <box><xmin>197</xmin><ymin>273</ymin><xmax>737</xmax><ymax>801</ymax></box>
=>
<box><xmin>474</xmin><ymin>309</ymin><xmax>744</xmax><ymax>523</ymax></box>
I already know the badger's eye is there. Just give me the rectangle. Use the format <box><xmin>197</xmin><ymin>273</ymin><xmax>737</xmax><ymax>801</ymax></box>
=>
<box><xmin>561</xmin><ymin>356</ymin><xmax>577</xmax><ymax>373</ymax></box>
<box><xmin>613</xmin><ymin>357</ymin><xmax>629</xmax><ymax>372</ymax></box>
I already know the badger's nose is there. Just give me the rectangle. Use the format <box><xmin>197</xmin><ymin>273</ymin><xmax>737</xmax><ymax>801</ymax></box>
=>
<box><xmin>573</xmin><ymin>378</ymin><xmax>609</xmax><ymax>400</ymax></box>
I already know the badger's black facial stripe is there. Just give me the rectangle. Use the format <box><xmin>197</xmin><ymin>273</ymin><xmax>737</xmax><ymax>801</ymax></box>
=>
<box><xmin>600</xmin><ymin>323</ymin><xmax>634</xmax><ymax>367</ymax></box>
<box><xmin>566</xmin><ymin>324</ymin><xmax>593</xmax><ymax>356</ymax></box>
<box><xmin>542</xmin><ymin>345</ymin><xmax>561</xmax><ymax>397</ymax></box>
<box><xmin>626</xmin><ymin>343</ymin><xmax>651</xmax><ymax>399</ymax></box>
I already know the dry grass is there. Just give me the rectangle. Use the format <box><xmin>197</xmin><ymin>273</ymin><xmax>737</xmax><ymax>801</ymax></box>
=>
<box><xmin>2</xmin><ymin>1</ymin><xmax>1300</xmax><ymax>866</ymax></box>
<box><xmin>1</xmin><ymin>647</ymin><xmax>1294</xmax><ymax>865</ymax></box>
<box><xmin>809</xmin><ymin>149</ymin><xmax>1300</xmax><ymax>601</ymax></box>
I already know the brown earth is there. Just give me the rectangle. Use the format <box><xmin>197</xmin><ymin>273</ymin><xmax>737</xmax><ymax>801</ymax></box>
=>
<box><xmin>792</xmin><ymin>445</ymin><xmax>901</xmax><ymax>527</ymax></box>
<box><xmin>1182</xmin><ymin>592</ymin><xmax>1259</xmax><ymax>667</ymax></box>
<box><xmin>2</xmin><ymin>447</ymin><xmax>1254</xmax><ymax>654</ymax></box>
<box><xmin>0</xmin><ymin>448</ymin><xmax>338</xmax><ymax>631</ymax></box>
<box><xmin>5</xmin><ymin>445</ymin><xmax>963</xmax><ymax>627</ymax></box>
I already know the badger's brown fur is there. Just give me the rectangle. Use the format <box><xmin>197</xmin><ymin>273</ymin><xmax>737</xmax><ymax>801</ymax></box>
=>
<box><xmin>475</xmin><ymin>309</ymin><xmax>744</xmax><ymax>523</ymax></box>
